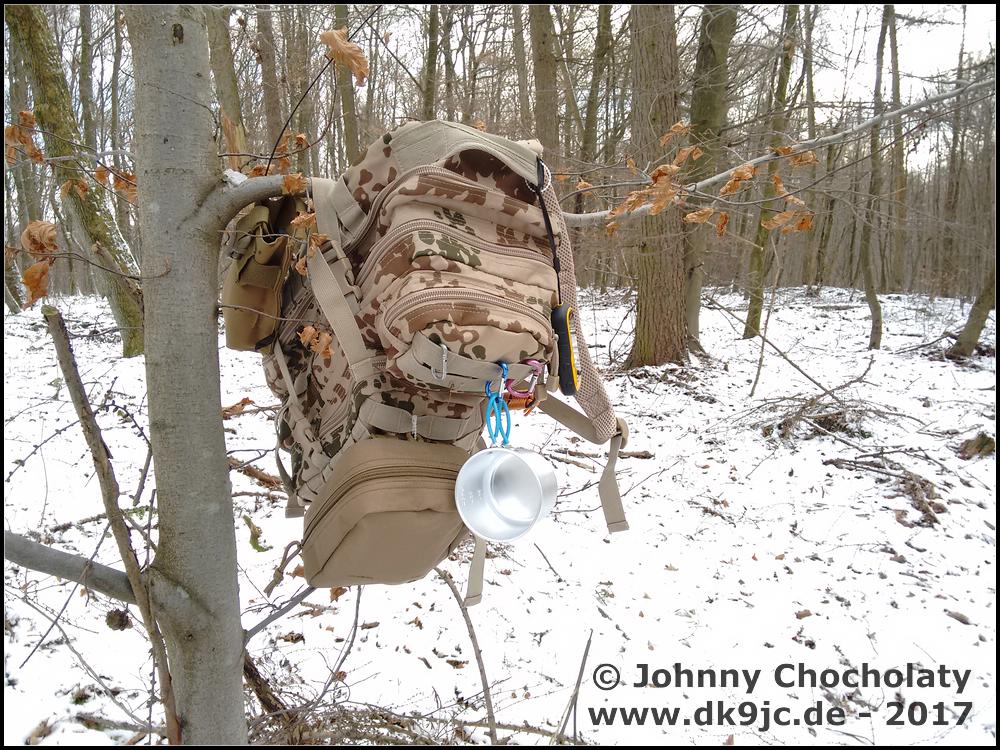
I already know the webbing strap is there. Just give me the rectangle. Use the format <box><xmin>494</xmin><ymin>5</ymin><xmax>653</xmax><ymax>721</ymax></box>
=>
<box><xmin>464</xmin><ymin>535</ymin><xmax>487</xmax><ymax>607</ymax></box>
<box><xmin>359</xmin><ymin>399</ymin><xmax>477</xmax><ymax>442</ymax></box>
<box><xmin>536</xmin><ymin>385</ymin><xmax>629</xmax><ymax>533</ymax></box>
<box><xmin>306</xmin><ymin>246</ymin><xmax>378</xmax><ymax>381</ymax></box>
<box><xmin>400</xmin><ymin>332</ymin><xmax>537</xmax><ymax>391</ymax></box>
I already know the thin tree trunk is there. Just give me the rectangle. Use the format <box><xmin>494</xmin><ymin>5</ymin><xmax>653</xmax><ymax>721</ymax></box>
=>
<box><xmin>512</xmin><ymin>5</ymin><xmax>533</xmax><ymax>131</ymax></box>
<box><xmin>78</xmin><ymin>4</ymin><xmax>97</xmax><ymax>152</ymax></box>
<box><xmin>335</xmin><ymin>4</ymin><xmax>361</xmax><ymax>162</ymax></box>
<box><xmin>947</xmin><ymin>264</ymin><xmax>996</xmax><ymax>358</ymax></box>
<box><xmin>626</xmin><ymin>5</ymin><xmax>687</xmax><ymax>367</ymax></box>
<box><xmin>529</xmin><ymin>5</ymin><xmax>560</xmax><ymax>163</ymax></box>
<box><xmin>6</xmin><ymin>4</ymin><xmax>145</xmax><ymax>357</ymax></box>
<box><xmin>124</xmin><ymin>5</ymin><xmax>246</xmax><ymax>743</ymax></box>
<box><xmin>422</xmin><ymin>5</ymin><xmax>439</xmax><ymax>120</ymax></box>
<box><xmin>743</xmin><ymin>5</ymin><xmax>798</xmax><ymax>338</ymax></box>
<box><xmin>206</xmin><ymin>5</ymin><xmax>247</xmax><ymax>164</ymax></box>
<box><xmin>685</xmin><ymin>4</ymin><xmax>737</xmax><ymax>345</ymax></box>
<box><xmin>858</xmin><ymin>9</ymin><xmax>889</xmax><ymax>349</ymax></box>
<box><xmin>255</xmin><ymin>4</ymin><xmax>285</xmax><ymax>148</ymax></box>
<box><xmin>940</xmin><ymin>5</ymin><xmax>967</xmax><ymax>299</ymax></box>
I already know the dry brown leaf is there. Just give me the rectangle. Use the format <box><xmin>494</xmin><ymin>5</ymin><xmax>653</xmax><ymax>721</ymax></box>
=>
<box><xmin>21</xmin><ymin>220</ymin><xmax>58</xmax><ymax>259</ymax></box>
<box><xmin>446</xmin><ymin>659</ymin><xmax>468</xmax><ymax>669</ymax></box>
<box><xmin>22</xmin><ymin>261</ymin><xmax>51</xmax><ymax>307</ymax></box>
<box><xmin>605</xmin><ymin>221</ymin><xmax>619</xmax><ymax>237</ymax></box>
<box><xmin>94</xmin><ymin>165</ymin><xmax>110</xmax><ymax>186</ymax></box>
<box><xmin>672</xmin><ymin>145</ymin><xmax>697</xmax><ymax>167</ymax></box>
<box><xmin>575</xmin><ymin>179</ymin><xmax>593</xmax><ymax>193</ymax></box>
<box><xmin>648</xmin><ymin>181</ymin><xmax>678</xmax><ymax>216</ymax></box>
<box><xmin>683</xmin><ymin>207</ymin><xmax>715</xmax><ymax>224</ymax></box>
<box><xmin>716</xmin><ymin>212</ymin><xmax>730</xmax><ymax>237</ymax></box>
<box><xmin>649</xmin><ymin>163</ymin><xmax>680</xmax><ymax>183</ymax></box>
<box><xmin>282</xmin><ymin>173</ymin><xmax>308</xmax><ymax>195</ymax></box>
<box><xmin>658</xmin><ymin>121</ymin><xmax>688</xmax><ymax>147</ymax></box>
<box><xmin>360</xmin><ymin>621</ymin><xmax>379</xmax><ymax>630</ymax></box>
<box><xmin>27</xmin><ymin>143</ymin><xmax>44</xmax><ymax>164</ymax></box>
<box><xmin>294</xmin><ymin>256</ymin><xmax>309</xmax><ymax>276</ymax></box>
<box><xmin>472</xmin><ymin>119</ymin><xmax>487</xmax><ymax>132</ymax></box>
<box><xmin>294</xmin><ymin>133</ymin><xmax>310</xmax><ymax>150</ymax></box>
<box><xmin>795</xmin><ymin>609</ymin><xmax>812</xmax><ymax>619</ymax></box>
<box><xmin>320</xmin><ymin>27</ymin><xmax>369</xmax><ymax>85</ymax></box>
<box><xmin>608</xmin><ymin>189</ymin><xmax>649</xmax><ymax>219</ymax></box>
<box><xmin>553</xmin><ymin>172</ymin><xmax>570</xmax><ymax>183</ymax></box>
<box><xmin>247</xmin><ymin>164</ymin><xmax>272</xmax><ymax>178</ymax></box>
<box><xmin>761</xmin><ymin>208</ymin><xmax>797</xmax><ymax>230</ymax></box>
<box><xmin>299</xmin><ymin>325</ymin><xmax>318</xmax><ymax>347</ymax></box>
<box><xmin>790</xmin><ymin>150</ymin><xmax>818</xmax><ymax>167</ymax></box>
<box><xmin>732</xmin><ymin>163</ymin><xmax>756</xmax><ymax>181</ymax></box>
<box><xmin>308</xmin><ymin>233</ymin><xmax>330</xmax><ymax>252</ymax></box>
<box><xmin>719</xmin><ymin>177</ymin><xmax>743</xmax><ymax>196</ymax></box>
<box><xmin>626</xmin><ymin>156</ymin><xmax>637</xmax><ymax>172</ymax></box>
<box><xmin>775</xmin><ymin>145</ymin><xmax>794</xmax><ymax>156</ymax></box>
<box><xmin>689</xmin><ymin>145</ymin><xmax>704</xmax><ymax>161</ymax></box>
<box><xmin>221</xmin><ymin>397</ymin><xmax>254</xmax><ymax>419</ymax></box>
<box><xmin>330</xmin><ymin>586</ymin><xmax>348</xmax><ymax>602</ymax></box>
<box><xmin>793</xmin><ymin>212</ymin><xmax>814</xmax><ymax>232</ymax></box>
<box><xmin>771</xmin><ymin>173</ymin><xmax>788</xmax><ymax>197</ymax></box>
<box><xmin>18</xmin><ymin>110</ymin><xmax>36</xmax><ymax>129</ymax></box>
<box><xmin>311</xmin><ymin>330</ymin><xmax>333</xmax><ymax>359</ymax></box>
<box><xmin>289</xmin><ymin>212</ymin><xmax>317</xmax><ymax>231</ymax></box>
<box><xmin>290</xmin><ymin>564</ymin><xmax>305</xmax><ymax>578</ymax></box>
<box><xmin>60</xmin><ymin>179</ymin><xmax>89</xmax><ymax>199</ymax></box>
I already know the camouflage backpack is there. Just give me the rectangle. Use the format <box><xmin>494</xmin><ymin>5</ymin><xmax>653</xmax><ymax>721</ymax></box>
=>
<box><xmin>223</xmin><ymin>120</ymin><xmax>628</xmax><ymax>603</ymax></box>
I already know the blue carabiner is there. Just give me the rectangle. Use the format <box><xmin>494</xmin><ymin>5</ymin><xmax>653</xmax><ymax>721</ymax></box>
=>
<box><xmin>485</xmin><ymin>363</ymin><xmax>511</xmax><ymax>446</ymax></box>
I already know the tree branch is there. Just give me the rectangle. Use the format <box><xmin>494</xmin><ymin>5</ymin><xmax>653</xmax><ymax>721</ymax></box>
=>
<box><xmin>4</xmin><ymin>530</ymin><xmax>136</xmax><ymax>605</ymax></box>
<box><xmin>564</xmin><ymin>76</ymin><xmax>997</xmax><ymax>227</ymax></box>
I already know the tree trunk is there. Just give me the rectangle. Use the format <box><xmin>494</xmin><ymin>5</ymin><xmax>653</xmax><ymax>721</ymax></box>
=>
<box><xmin>625</xmin><ymin>5</ymin><xmax>687</xmax><ymax>368</ymax></box>
<box><xmin>511</xmin><ymin>5</ymin><xmax>533</xmax><ymax>131</ymax></box>
<box><xmin>422</xmin><ymin>5</ymin><xmax>439</xmax><ymax>120</ymax></box>
<box><xmin>123</xmin><ymin>5</ymin><xmax>246</xmax><ymax>743</ymax></box>
<box><xmin>206</xmin><ymin>5</ymin><xmax>247</xmax><ymax>163</ymax></box>
<box><xmin>335</xmin><ymin>4</ymin><xmax>361</xmax><ymax>162</ymax></box>
<box><xmin>685</xmin><ymin>4</ymin><xmax>737</xmax><ymax>345</ymax></box>
<box><xmin>6</xmin><ymin>4</ymin><xmax>145</xmax><ymax>357</ymax></box>
<box><xmin>947</xmin><ymin>264</ymin><xmax>996</xmax><ymax>358</ymax></box>
<box><xmin>743</xmin><ymin>4</ymin><xmax>798</xmax><ymax>338</ymax></box>
<box><xmin>255</xmin><ymin>4</ymin><xmax>285</xmax><ymax>148</ymax></box>
<box><xmin>529</xmin><ymin>5</ymin><xmax>560</xmax><ymax>163</ymax></box>
<box><xmin>858</xmin><ymin>8</ymin><xmax>889</xmax><ymax>349</ymax></box>
<box><xmin>940</xmin><ymin>5</ymin><xmax>967</xmax><ymax>299</ymax></box>
<box><xmin>79</xmin><ymin>4</ymin><xmax>97</xmax><ymax>152</ymax></box>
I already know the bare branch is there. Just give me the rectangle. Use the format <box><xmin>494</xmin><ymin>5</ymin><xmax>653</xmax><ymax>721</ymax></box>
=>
<box><xmin>564</xmin><ymin>76</ymin><xmax>997</xmax><ymax>227</ymax></box>
<box><xmin>4</xmin><ymin>530</ymin><xmax>135</xmax><ymax>605</ymax></box>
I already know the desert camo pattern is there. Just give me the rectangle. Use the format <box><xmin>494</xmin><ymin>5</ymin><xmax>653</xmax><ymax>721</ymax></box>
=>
<box><xmin>263</xmin><ymin>123</ymin><xmax>561</xmax><ymax>501</ymax></box>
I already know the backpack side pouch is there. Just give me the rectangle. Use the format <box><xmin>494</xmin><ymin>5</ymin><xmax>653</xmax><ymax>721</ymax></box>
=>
<box><xmin>222</xmin><ymin>205</ymin><xmax>292</xmax><ymax>353</ymax></box>
<box><xmin>302</xmin><ymin>437</ymin><xmax>469</xmax><ymax>587</ymax></box>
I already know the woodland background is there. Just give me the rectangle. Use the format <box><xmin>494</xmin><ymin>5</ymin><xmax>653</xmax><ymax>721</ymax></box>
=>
<box><xmin>2</xmin><ymin>3</ymin><xmax>997</xmax><ymax>746</ymax></box>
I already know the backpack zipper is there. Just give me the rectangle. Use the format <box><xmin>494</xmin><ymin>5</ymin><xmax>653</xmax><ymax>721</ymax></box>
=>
<box><xmin>357</xmin><ymin>219</ymin><xmax>555</xmax><ymax>291</ymax></box>
<box><xmin>303</xmin><ymin>464</ymin><xmax>459</xmax><ymax>541</ymax></box>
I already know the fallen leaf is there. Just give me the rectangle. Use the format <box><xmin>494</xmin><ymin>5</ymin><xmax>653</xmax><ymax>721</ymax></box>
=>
<box><xmin>446</xmin><ymin>659</ymin><xmax>468</xmax><ymax>669</ymax></box>
<box><xmin>279</xmin><ymin>632</ymin><xmax>304</xmax><ymax>643</ymax></box>
<box><xmin>299</xmin><ymin>325</ymin><xmax>318</xmax><ymax>347</ymax></box>
<box><xmin>330</xmin><ymin>586</ymin><xmax>348</xmax><ymax>602</ymax></box>
<box><xmin>945</xmin><ymin>610</ymin><xmax>971</xmax><ymax>625</ymax></box>
<box><xmin>290</xmin><ymin>564</ymin><xmax>305</xmax><ymax>578</ymax></box>
<box><xmin>320</xmin><ymin>27</ymin><xmax>369</xmax><ymax>85</ymax></box>
<box><xmin>795</xmin><ymin>609</ymin><xmax>812</xmax><ymax>619</ymax></box>
<box><xmin>408</xmin><ymin>616</ymin><xmax>424</xmax><ymax>629</ymax></box>
<box><xmin>360</xmin><ymin>621</ymin><xmax>380</xmax><ymax>630</ymax></box>
<box><xmin>222</xmin><ymin>397</ymin><xmax>254</xmax><ymax>419</ymax></box>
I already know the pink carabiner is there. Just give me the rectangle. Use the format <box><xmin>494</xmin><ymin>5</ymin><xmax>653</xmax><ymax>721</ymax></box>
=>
<box><xmin>506</xmin><ymin>359</ymin><xmax>544</xmax><ymax>399</ymax></box>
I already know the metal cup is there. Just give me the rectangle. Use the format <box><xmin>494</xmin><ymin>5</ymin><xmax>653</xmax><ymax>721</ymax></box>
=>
<box><xmin>454</xmin><ymin>447</ymin><xmax>558</xmax><ymax>542</ymax></box>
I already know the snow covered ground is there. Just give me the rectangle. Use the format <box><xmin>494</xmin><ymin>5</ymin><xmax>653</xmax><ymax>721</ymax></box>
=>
<box><xmin>4</xmin><ymin>287</ymin><xmax>996</xmax><ymax>745</ymax></box>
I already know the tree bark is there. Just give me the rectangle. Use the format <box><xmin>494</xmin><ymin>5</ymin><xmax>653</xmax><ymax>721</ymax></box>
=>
<box><xmin>685</xmin><ymin>4</ymin><xmax>737</xmax><ymax>345</ymax></box>
<box><xmin>255</xmin><ymin>4</ymin><xmax>285</xmax><ymax>148</ymax></box>
<box><xmin>858</xmin><ymin>9</ymin><xmax>889</xmax><ymax>350</ymax></box>
<box><xmin>335</xmin><ymin>4</ymin><xmax>361</xmax><ymax>162</ymax></box>
<box><xmin>529</xmin><ymin>5</ymin><xmax>560</xmax><ymax>163</ymax></box>
<box><xmin>625</xmin><ymin>4</ymin><xmax>687</xmax><ymax>368</ymax></box>
<box><xmin>206</xmin><ymin>5</ymin><xmax>247</xmax><ymax>162</ymax></box>
<box><xmin>124</xmin><ymin>5</ymin><xmax>247</xmax><ymax>743</ymax></box>
<box><xmin>79</xmin><ymin>4</ymin><xmax>97</xmax><ymax>152</ymax></box>
<box><xmin>511</xmin><ymin>5</ymin><xmax>533</xmax><ymax>131</ymax></box>
<box><xmin>947</xmin><ymin>264</ymin><xmax>996</xmax><ymax>358</ymax></box>
<box><xmin>743</xmin><ymin>4</ymin><xmax>798</xmax><ymax>339</ymax></box>
<box><xmin>6</xmin><ymin>4</ymin><xmax>145</xmax><ymax>357</ymax></box>
<box><xmin>422</xmin><ymin>5</ymin><xmax>440</xmax><ymax>120</ymax></box>
<box><xmin>886</xmin><ymin>6</ymin><xmax>908</xmax><ymax>291</ymax></box>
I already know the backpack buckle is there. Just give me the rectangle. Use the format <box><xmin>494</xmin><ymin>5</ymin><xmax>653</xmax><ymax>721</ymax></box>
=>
<box><xmin>430</xmin><ymin>342</ymin><xmax>448</xmax><ymax>381</ymax></box>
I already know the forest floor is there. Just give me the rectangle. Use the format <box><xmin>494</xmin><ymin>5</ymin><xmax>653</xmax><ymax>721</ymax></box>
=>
<box><xmin>3</xmin><ymin>287</ymin><xmax>996</xmax><ymax>745</ymax></box>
